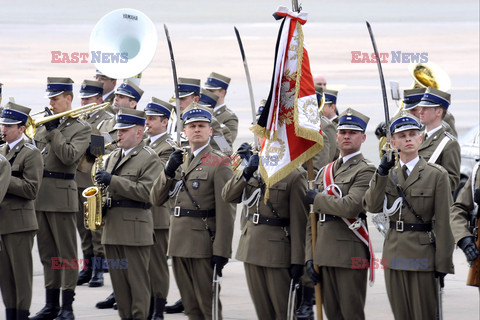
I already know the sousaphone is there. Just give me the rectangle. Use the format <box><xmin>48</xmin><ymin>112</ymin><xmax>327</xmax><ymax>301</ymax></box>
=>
<box><xmin>89</xmin><ymin>8</ymin><xmax>158</xmax><ymax>80</ymax></box>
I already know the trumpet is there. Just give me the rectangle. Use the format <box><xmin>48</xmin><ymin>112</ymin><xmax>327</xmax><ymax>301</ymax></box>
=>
<box><xmin>30</xmin><ymin>106</ymin><xmax>53</xmax><ymax>118</ymax></box>
<box><xmin>25</xmin><ymin>102</ymin><xmax>110</xmax><ymax>139</ymax></box>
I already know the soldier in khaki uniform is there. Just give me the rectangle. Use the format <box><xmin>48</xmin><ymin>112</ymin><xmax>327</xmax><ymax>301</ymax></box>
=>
<box><xmin>416</xmin><ymin>87</ymin><xmax>460</xmax><ymax>192</ymax></box>
<box><xmin>222</xmin><ymin>138</ymin><xmax>308</xmax><ymax>319</ymax></box>
<box><xmin>204</xmin><ymin>72</ymin><xmax>239</xmax><ymax>142</ymax></box>
<box><xmin>144</xmin><ymin>98</ymin><xmax>176</xmax><ymax>319</ymax></box>
<box><xmin>364</xmin><ymin>112</ymin><xmax>454</xmax><ymax>319</ymax></box>
<box><xmin>451</xmin><ymin>164</ymin><xmax>480</xmax><ymax>275</ymax></box>
<box><xmin>95</xmin><ymin>80</ymin><xmax>146</xmax><ymax>310</ymax></box>
<box><xmin>305</xmin><ymin>108</ymin><xmax>375</xmax><ymax>320</ymax></box>
<box><xmin>94</xmin><ymin>108</ymin><xmax>162</xmax><ymax>319</ymax></box>
<box><xmin>151</xmin><ymin>103</ymin><xmax>236</xmax><ymax>320</ymax></box>
<box><xmin>95</xmin><ymin>69</ymin><xmax>117</xmax><ymax>106</ymax></box>
<box><xmin>75</xmin><ymin>80</ymin><xmax>113</xmax><ymax>288</ymax></box>
<box><xmin>198</xmin><ymin>88</ymin><xmax>233</xmax><ymax>153</ymax></box>
<box><xmin>31</xmin><ymin>77</ymin><xmax>91</xmax><ymax>320</ymax></box>
<box><xmin>0</xmin><ymin>104</ymin><xmax>43</xmax><ymax>320</ymax></box>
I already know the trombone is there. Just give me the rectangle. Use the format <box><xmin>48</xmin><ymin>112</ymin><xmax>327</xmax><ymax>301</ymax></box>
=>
<box><xmin>25</xmin><ymin>102</ymin><xmax>110</xmax><ymax>139</ymax></box>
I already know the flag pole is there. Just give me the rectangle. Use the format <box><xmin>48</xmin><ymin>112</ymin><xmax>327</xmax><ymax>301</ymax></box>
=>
<box><xmin>307</xmin><ymin>160</ymin><xmax>323</xmax><ymax>320</ymax></box>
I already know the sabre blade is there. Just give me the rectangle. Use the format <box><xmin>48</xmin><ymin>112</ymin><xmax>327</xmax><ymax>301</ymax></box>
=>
<box><xmin>366</xmin><ymin>21</ymin><xmax>394</xmax><ymax>160</ymax></box>
<box><xmin>164</xmin><ymin>24</ymin><xmax>182</xmax><ymax>146</ymax></box>
<box><xmin>234</xmin><ymin>26</ymin><xmax>258</xmax><ymax>149</ymax></box>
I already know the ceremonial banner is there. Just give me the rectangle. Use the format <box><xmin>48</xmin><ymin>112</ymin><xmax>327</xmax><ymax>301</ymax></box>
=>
<box><xmin>251</xmin><ymin>6</ymin><xmax>323</xmax><ymax>191</ymax></box>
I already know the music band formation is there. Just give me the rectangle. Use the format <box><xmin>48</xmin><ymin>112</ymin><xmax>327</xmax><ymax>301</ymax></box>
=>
<box><xmin>0</xmin><ymin>62</ymin><xmax>478</xmax><ymax>320</ymax></box>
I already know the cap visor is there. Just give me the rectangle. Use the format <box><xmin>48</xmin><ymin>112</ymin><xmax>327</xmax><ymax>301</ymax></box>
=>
<box><xmin>80</xmin><ymin>92</ymin><xmax>100</xmax><ymax>98</ymax></box>
<box><xmin>115</xmin><ymin>90</ymin><xmax>135</xmax><ymax>99</ymax></box>
<box><xmin>45</xmin><ymin>91</ymin><xmax>64</xmax><ymax>98</ymax></box>
<box><xmin>403</xmin><ymin>102</ymin><xmax>420</xmax><ymax>110</ymax></box>
<box><xmin>0</xmin><ymin>118</ymin><xmax>21</xmax><ymax>124</ymax></box>
<box><xmin>204</xmin><ymin>84</ymin><xmax>222</xmax><ymax>90</ymax></box>
<box><xmin>337</xmin><ymin>124</ymin><xmax>364</xmax><ymax>131</ymax></box>
<box><xmin>392</xmin><ymin>125</ymin><xmax>421</xmax><ymax>134</ymax></box>
<box><xmin>184</xmin><ymin>118</ymin><xmax>211</xmax><ymax>125</ymax></box>
<box><xmin>178</xmin><ymin>92</ymin><xmax>194</xmax><ymax>98</ymax></box>
<box><xmin>113</xmin><ymin>122</ymin><xmax>136</xmax><ymax>130</ymax></box>
<box><xmin>145</xmin><ymin>110</ymin><xmax>167</xmax><ymax>116</ymax></box>
<box><xmin>417</xmin><ymin>101</ymin><xmax>440</xmax><ymax>107</ymax></box>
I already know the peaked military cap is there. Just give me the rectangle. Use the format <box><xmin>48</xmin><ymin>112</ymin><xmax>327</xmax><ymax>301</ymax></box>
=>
<box><xmin>144</xmin><ymin>97</ymin><xmax>174</xmax><ymax>118</ymax></box>
<box><xmin>324</xmin><ymin>89</ymin><xmax>338</xmax><ymax>104</ymax></box>
<box><xmin>337</xmin><ymin>108</ymin><xmax>369</xmax><ymax>131</ymax></box>
<box><xmin>115</xmin><ymin>80</ymin><xmax>144</xmax><ymax>102</ymax></box>
<box><xmin>182</xmin><ymin>102</ymin><xmax>212</xmax><ymax>124</ymax></box>
<box><xmin>417</xmin><ymin>87</ymin><xmax>450</xmax><ymax>109</ymax></box>
<box><xmin>79</xmin><ymin>79</ymin><xmax>104</xmax><ymax>98</ymax></box>
<box><xmin>177</xmin><ymin>78</ymin><xmax>201</xmax><ymax>98</ymax></box>
<box><xmin>403</xmin><ymin>88</ymin><xmax>426</xmax><ymax>110</ymax></box>
<box><xmin>113</xmin><ymin>108</ymin><xmax>146</xmax><ymax>129</ymax></box>
<box><xmin>204</xmin><ymin>72</ymin><xmax>230</xmax><ymax>90</ymax></box>
<box><xmin>256</xmin><ymin>99</ymin><xmax>267</xmax><ymax>121</ymax></box>
<box><xmin>198</xmin><ymin>88</ymin><xmax>219</xmax><ymax>108</ymax></box>
<box><xmin>390</xmin><ymin>111</ymin><xmax>422</xmax><ymax>134</ymax></box>
<box><xmin>0</xmin><ymin>102</ymin><xmax>31</xmax><ymax>125</ymax></box>
<box><xmin>46</xmin><ymin>77</ymin><xmax>74</xmax><ymax>98</ymax></box>
<box><xmin>95</xmin><ymin>69</ymin><xmax>116</xmax><ymax>80</ymax></box>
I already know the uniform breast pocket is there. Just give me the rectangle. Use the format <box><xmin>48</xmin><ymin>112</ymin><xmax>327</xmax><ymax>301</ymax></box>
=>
<box><xmin>122</xmin><ymin>169</ymin><xmax>138</xmax><ymax>181</ymax></box>
<box><xmin>268</xmin><ymin>182</ymin><xmax>287</xmax><ymax>204</ymax></box>
<box><xmin>187</xmin><ymin>171</ymin><xmax>209</xmax><ymax>194</ymax></box>
<box><xmin>410</xmin><ymin>188</ymin><xmax>433</xmax><ymax>211</ymax></box>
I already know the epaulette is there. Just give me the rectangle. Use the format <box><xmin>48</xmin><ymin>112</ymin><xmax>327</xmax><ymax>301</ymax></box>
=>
<box><xmin>444</xmin><ymin>131</ymin><xmax>457</xmax><ymax>142</ymax></box>
<box><xmin>143</xmin><ymin>145</ymin><xmax>155</xmax><ymax>155</ymax></box>
<box><xmin>320</xmin><ymin>115</ymin><xmax>330</xmax><ymax>122</ymax></box>
<box><xmin>24</xmin><ymin>143</ymin><xmax>36</xmax><ymax>150</ymax></box>
<box><xmin>224</xmin><ymin>107</ymin><xmax>237</xmax><ymax>116</ymax></box>
<box><xmin>76</xmin><ymin>117</ymin><xmax>89</xmax><ymax>126</ymax></box>
<box><xmin>0</xmin><ymin>154</ymin><xmax>6</xmax><ymax>162</ymax></box>
<box><xmin>211</xmin><ymin>148</ymin><xmax>227</xmax><ymax>158</ymax></box>
<box><xmin>426</xmin><ymin>162</ymin><xmax>446</xmax><ymax>173</ymax></box>
<box><xmin>105</xmin><ymin>110</ymin><xmax>114</xmax><ymax>117</ymax></box>
<box><xmin>165</xmin><ymin>138</ymin><xmax>177</xmax><ymax>149</ymax></box>
<box><xmin>363</xmin><ymin>159</ymin><xmax>375</xmax><ymax>166</ymax></box>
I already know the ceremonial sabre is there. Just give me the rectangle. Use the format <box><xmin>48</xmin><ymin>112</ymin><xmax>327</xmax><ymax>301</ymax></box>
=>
<box><xmin>286</xmin><ymin>279</ymin><xmax>299</xmax><ymax>320</ymax></box>
<box><xmin>234</xmin><ymin>26</ymin><xmax>258</xmax><ymax>149</ymax></box>
<box><xmin>212</xmin><ymin>264</ymin><xmax>220</xmax><ymax>320</ymax></box>
<box><xmin>164</xmin><ymin>24</ymin><xmax>182</xmax><ymax>146</ymax></box>
<box><xmin>366</xmin><ymin>21</ymin><xmax>395</xmax><ymax>161</ymax></box>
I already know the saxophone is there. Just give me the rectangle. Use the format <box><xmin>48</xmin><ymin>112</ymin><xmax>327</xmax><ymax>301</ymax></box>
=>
<box><xmin>82</xmin><ymin>155</ymin><xmax>107</xmax><ymax>231</ymax></box>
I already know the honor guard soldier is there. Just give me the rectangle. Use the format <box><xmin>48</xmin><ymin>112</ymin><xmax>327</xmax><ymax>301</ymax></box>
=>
<box><xmin>417</xmin><ymin>87</ymin><xmax>461</xmax><ymax>192</ymax></box>
<box><xmin>364</xmin><ymin>112</ymin><xmax>454</xmax><ymax>319</ymax></box>
<box><xmin>95</xmin><ymin>108</ymin><xmax>162</xmax><ymax>320</ymax></box>
<box><xmin>204</xmin><ymin>72</ymin><xmax>239</xmax><ymax>142</ymax></box>
<box><xmin>151</xmin><ymin>103</ymin><xmax>236</xmax><ymax>320</ymax></box>
<box><xmin>144</xmin><ymin>97</ymin><xmax>177</xmax><ymax>319</ymax></box>
<box><xmin>31</xmin><ymin>77</ymin><xmax>91</xmax><ymax>320</ymax></box>
<box><xmin>198</xmin><ymin>88</ymin><xmax>233</xmax><ymax>153</ymax></box>
<box><xmin>95</xmin><ymin>69</ymin><xmax>117</xmax><ymax>105</ymax></box>
<box><xmin>0</xmin><ymin>104</ymin><xmax>43</xmax><ymax>320</ymax></box>
<box><xmin>323</xmin><ymin>89</ymin><xmax>339</xmax><ymax>123</ymax></box>
<box><xmin>305</xmin><ymin>108</ymin><xmax>375</xmax><ymax>320</ymax></box>
<box><xmin>451</xmin><ymin>163</ymin><xmax>480</xmax><ymax>276</ymax></box>
<box><xmin>222</xmin><ymin>137</ymin><xmax>308</xmax><ymax>319</ymax></box>
<box><xmin>75</xmin><ymin>80</ymin><xmax>113</xmax><ymax>288</ymax></box>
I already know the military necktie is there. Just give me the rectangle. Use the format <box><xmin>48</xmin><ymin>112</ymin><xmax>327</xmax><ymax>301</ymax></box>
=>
<box><xmin>111</xmin><ymin>152</ymin><xmax>123</xmax><ymax>174</ymax></box>
<box><xmin>402</xmin><ymin>165</ymin><xmax>409</xmax><ymax>180</ymax></box>
<box><xmin>334</xmin><ymin>159</ymin><xmax>342</xmax><ymax>173</ymax></box>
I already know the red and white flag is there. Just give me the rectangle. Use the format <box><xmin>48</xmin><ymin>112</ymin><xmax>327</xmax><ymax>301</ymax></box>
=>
<box><xmin>251</xmin><ymin>6</ymin><xmax>323</xmax><ymax>191</ymax></box>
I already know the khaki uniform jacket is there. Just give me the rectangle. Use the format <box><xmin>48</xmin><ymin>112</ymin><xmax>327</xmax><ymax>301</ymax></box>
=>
<box><xmin>450</xmin><ymin>164</ymin><xmax>480</xmax><ymax>243</ymax></box>
<box><xmin>101</xmin><ymin>141</ymin><xmax>162</xmax><ymax>246</ymax></box>
<box><xmin>213</xmin><ymin>104</ymin><xmax>239</xmax><ymax>142</ymax></box>
<box><xmin>0</xmin><ymin>155</ymin><xmax>11</xmax><ymax>205</ymax></box>
<box><xmin>150</xmin><ymin>144</ymin><xmax>235</xmax><ymax>259</ymax></box>
<box><xmin>364</xmin><ymin>158</ymin><xmax>455</xmax><ymax>273</ymax></box>
<box><xmin>418</xmin><ymin>126</ymin><xmax>460</xmax><ymax>192</ymax></box>
<box><xmin>0</xmin><ymin>141</ymin><xmax>42</xmax><ymax>234</ymax></box>
<box><xmin>306</xmin><ymin>154</ymin><xmax>375</xmax><ymax>268</ymax></box>
<box><xmin>146</xmin><ymin>134</ymin><xmax>176</xmax><ymax>230</ymax></box>
<box><xmin>76</xmin><ymin>109</ymin><xmax>114</xmax><ymax>188</ymax></box>
<box><xmin>34</xmin><ymin>117</ymin><xmax>91</xmax><ymax>212</ymax></box>
<box><xmin>222</xmin><ymin>168</ymin><xmax>308</xmax><ymax>268</ymax></box>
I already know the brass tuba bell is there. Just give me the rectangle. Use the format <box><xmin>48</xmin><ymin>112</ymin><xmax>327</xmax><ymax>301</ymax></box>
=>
<box><xmin>408</xmin><ymin>61</ymin><xmax>451</xmax><ymax>92</ymax></box>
